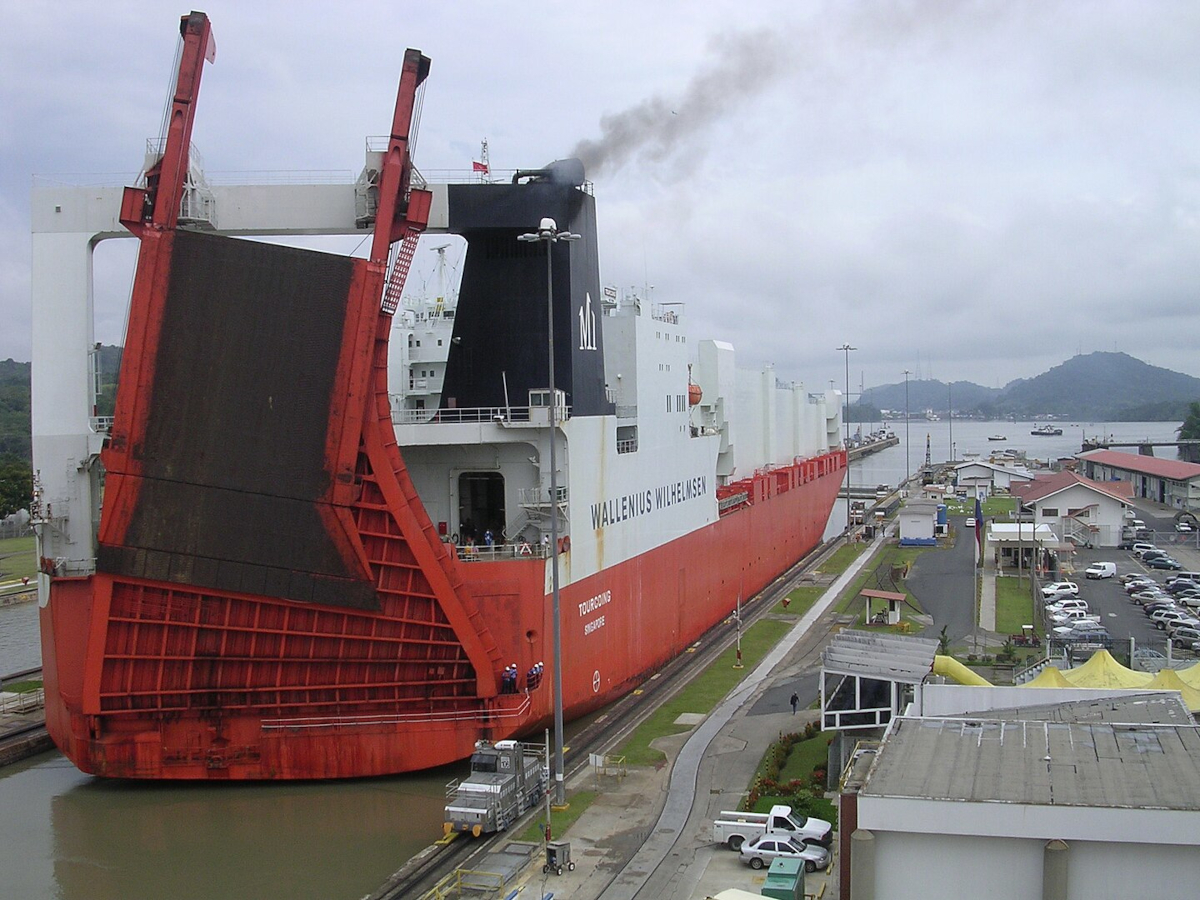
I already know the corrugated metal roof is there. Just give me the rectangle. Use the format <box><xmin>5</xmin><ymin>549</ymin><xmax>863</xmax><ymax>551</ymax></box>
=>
<box><xmin>821</xmin><ymin>630</ymin><xmax>938</xmax><ymax>682</ymax></box>
<box><xmin>1077</xmin><ymin>449</ymin><xmax>1200</xmax><ymax>483</ymax></box>
<box><xmin>964</xmin><ymin>693</ymin><xmax>1193</xmax><ymax>726</ymax></box>
<box><xmin>862</xmin><ymin>717</ymin><xmax>1200</xmax><ymax>810</ymax></box>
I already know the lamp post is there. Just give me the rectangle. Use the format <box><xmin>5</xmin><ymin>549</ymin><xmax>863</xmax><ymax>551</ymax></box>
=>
<box><xmin>902</xmin><ymin>369</ymin><xmax>911</xmax><ymax>487</ymax></box>
<box><xmin>838</xmin><ymin>344</ymin><xmax>856</xmax><ymax>530</ymax></box>
<box><xmin>518</xmin><ymin>216</ymin><xmax>579</xmax><ymax>807</ymax></box>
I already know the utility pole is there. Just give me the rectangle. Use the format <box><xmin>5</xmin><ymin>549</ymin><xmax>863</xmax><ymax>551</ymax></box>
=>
<box><xmin>838</xmin><ymin>344</ymin><xmax>857</xmax><ymax>532</ymax></box>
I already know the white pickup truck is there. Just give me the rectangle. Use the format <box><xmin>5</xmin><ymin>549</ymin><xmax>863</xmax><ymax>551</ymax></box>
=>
<box><xmin>713</xmin><ymin>804</ymin><xmax>833</xmax><ymax>851</ymax></box>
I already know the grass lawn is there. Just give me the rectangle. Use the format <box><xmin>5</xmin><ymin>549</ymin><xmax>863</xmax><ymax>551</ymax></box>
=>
<box><xmin>0</xmin><ymin>535</ymin><xmax>36</xmax><ymax>582</ymax></box>
<box><xmin>748</xmin><ymin>729</ymin><xmax>838</xmax><ymax>824</ymax></box>
<box><xmin>514</xmin><ymin>790</ymin><xmax>599</xmax><ymax>843</ymax></box>
<box><xmin>982</xmin><ymin>495</ymin><xmax>1016</xmax><ymax>517</ymax></box>
<box><xmin>778</xmin><ymin>733</ymin><xmax>832</xmax><ymax>783</ymax></box>
<box><xmin>3</xmin><ymin>680</ymin><xmax>43</xmax><ymax>693</ymax></box>
<box><xmin>774</xmin><ymin>584</ymin><xmax>824</xmax><ymax>616</ymax></box>
<box><xmin>617</xmin><ymin>618</ymin><xmax>794</xmax><ymax>766</ymax></box>
<box><xmin>836</xmin><ymin>543</ymin><xmax>927</xmax><ymax>635</ymax></box>
<box><xmin>994</xmin><ymin>575</ymin><xmax>1039</xmax><ymax>636</ymax></box>
<box><xmin>816</xmin><ymin>543</ymin><xmax>865</xmax><ymax>576</ymax></box>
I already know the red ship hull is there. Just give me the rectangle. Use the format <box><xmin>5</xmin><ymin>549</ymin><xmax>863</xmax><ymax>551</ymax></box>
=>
<box><xmin>40</xmin><ymin>453</ymin><xmax>843</xmax><ymax>779</ymax></box>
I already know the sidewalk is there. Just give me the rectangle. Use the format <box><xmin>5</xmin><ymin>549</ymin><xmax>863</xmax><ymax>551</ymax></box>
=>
<box><xmin>505</xmin><ymin>530</ymin><xmax>895</xmax><ymax>900</ymax></box>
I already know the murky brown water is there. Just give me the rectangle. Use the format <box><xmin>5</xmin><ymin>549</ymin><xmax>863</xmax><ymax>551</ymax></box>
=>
<box><xmin>0</xmin><ymin>749</ymin><xmax>455</xmax><ymax>900</ymax></box>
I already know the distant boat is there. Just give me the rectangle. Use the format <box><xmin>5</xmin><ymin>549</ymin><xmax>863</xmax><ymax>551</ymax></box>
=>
<box><xmin>988</xmin><ymin>435</ymin><xmax>1007</xmax><ymax>442</ymax></box>
<box><xmin>1031</xmin><ymin>424</ymin><xmax>1063</xmax><ymax>436</ymax></box>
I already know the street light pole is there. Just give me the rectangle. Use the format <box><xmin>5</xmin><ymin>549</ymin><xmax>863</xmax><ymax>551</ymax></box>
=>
<box><xmin>518</xmin><ymin>217</ymin><xmax>579</xmax><ymax>808</ymax></box>
<box><xmin>902</xmin><ymin>369</ymin><xmax>911</xmax><ymax>487</ymax></box>
<box><xmin>838</xmin><ymin>344</ymin><xmax>857</xmax><ymax>531</ymax></box>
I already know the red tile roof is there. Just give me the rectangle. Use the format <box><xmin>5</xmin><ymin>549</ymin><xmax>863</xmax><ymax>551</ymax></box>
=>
<box><xmin>1013</xmin><ymin>470</ymin><xmax>1132</xmax><ymax>505</ymax></box>
<box><xmin>1077</xmin><ymin>449</ymin><xmax>1200</xmax><ymax>483</ymax></box>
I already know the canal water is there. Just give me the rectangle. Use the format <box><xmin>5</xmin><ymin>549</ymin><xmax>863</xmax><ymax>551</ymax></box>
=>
<box><xmin>0</xmin><ymin>420</ymin><xmax>1182</xmax><ymax>898</ymax></box>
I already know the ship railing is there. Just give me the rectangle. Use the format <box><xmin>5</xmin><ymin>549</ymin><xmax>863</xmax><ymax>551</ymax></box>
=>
<box><xmin>0</xmin><ymin>688</ymin><xmax>44</xmax><ymax>715</ymax></box>
<box><xmin>616</xmin><ymin>437</ymin><xmax>638</xmax><ymax>454</ymax></box>
<box><xmin>391</xmin><ymin>406</ymin><xmax>571</xmax><ymax>426</ymax></box>
<box><xmin>89</xmin><ymin>416</ymin><xmax>114</xmax><ymax>434</ymax></box>
<box><xmin>261</xmin><ymin>694</ymin><xmax>532</xmax><ymax>730</ymax></box>
<box><xmin>518</xmin><ymin>486</ymin><xmax>568</xmax><ymax>507</ymax></box>
<box><xmin>455</xmin><ymin>541</ymin><xmax>551</xmax><ymax>561</ymax></box>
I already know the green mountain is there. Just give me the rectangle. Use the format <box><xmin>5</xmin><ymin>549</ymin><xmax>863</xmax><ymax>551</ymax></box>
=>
<box><xmin>862</xmin><ymin>352</ymin><xmax>1200</xmax><ymax>421</ymax></box>
<box><xmin>0</xmin><ymin>359</ymin><xmax>32</xmax><ymax>461</ymax></box>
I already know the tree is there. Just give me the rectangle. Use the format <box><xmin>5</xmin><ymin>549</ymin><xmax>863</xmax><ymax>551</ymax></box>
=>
<box><xmin>0</xmin><ymin>455</ymin><xmax>32</xmax><ymax>518</ymax></box>
<box><xmin>1177</xmin><ymin>401</ymin><xmax>1200</xmax><ymax>462</ymax></box>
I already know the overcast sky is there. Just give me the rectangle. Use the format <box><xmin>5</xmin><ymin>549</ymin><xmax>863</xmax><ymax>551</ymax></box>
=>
<box><xmin>3</xmin><ymin>0</ymin><xmax>1199</xmax><ymax>395</ymax></box>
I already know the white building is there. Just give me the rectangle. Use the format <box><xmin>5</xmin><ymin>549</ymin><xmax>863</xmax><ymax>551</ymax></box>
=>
<box><xmin>841</xmin><ymin>692</ymin><xmax>1200</xmax><ymax>900</ymax></box>
<box><xmin>897</xmin><ymin>500</ymin><xmax>938</xmax><ymax>546</ymax></box>
<box><xmin>1076</xmin><ymin>449</ymin><xmax>1200</xmax><ymax>511</ymax></box>
<box><xmin>1013</xmin><ymin>471</ymin><xmax>1133</xmax><ymax>548</ymax></box>
<box><xmin>954</xmin><ymin>460</ymin><xmax>1034</xmax><ymax>499</ymax></box>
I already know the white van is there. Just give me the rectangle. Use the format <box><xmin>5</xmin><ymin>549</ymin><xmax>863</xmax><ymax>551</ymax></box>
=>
<box><xmin>1085</xmin><ymin>562</ymin><xmax>1116</xmax><ymax>579</ymax></box>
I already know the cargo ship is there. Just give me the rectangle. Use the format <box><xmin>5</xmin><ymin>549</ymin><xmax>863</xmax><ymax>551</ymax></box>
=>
<box><xmin>34</xmin><ymin>13</ymin><xmax>846</xmax><ymax>779</ymax></box>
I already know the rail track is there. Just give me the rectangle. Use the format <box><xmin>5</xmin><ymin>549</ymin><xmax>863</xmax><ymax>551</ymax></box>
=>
<box><xmin>370</xmin><ymin>535</ymin><xmax>853</xmax><ymax>900</ymax></box>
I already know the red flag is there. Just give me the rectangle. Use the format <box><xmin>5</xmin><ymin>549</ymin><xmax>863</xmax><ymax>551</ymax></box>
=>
<box><xmin>472</xmin><ymin>161</ymin><xmax>489</xmax><ymax>173</ymax></box>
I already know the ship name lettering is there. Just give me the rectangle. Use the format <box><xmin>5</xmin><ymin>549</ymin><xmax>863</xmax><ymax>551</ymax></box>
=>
<box><xmin>578</xmin><ymin>590</ymin><xmax>612</xmax><ymax>617</ymax></box>
<box><xmin>589</xmin><ymin>475</ymin><xmax>709</xmax><ymax>531</ymax></box>
<box><xmin>584</xmin><ymin>615</ymin><xmax>605</xmax><ymax>635</ymax></box>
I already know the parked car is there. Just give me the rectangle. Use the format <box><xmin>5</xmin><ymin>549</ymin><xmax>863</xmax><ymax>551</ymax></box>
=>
<box><xmin>1167</xmin><ymin>572</ymin><xmax>1200</xmax><ymax>584</ymax></box>
<box><xmin>1084</xmin><ymin>562</ymin><xmax>1116</xmax><ymax>579</ymax></box>
<box><xmin>1140</xmin><ymin>549</ymin><xmax>1170</xmax><ymax>562</ymax></box>
<box><xmin>1124</xmin><ymin>575</ymin><xmax>1157</xmax><ymax>589</ymax></box>
<box><xmin>1130</xmin><ymin>543</ymin><xmax>1158</xmax><ymax>557</ymax></box>
<box><xmin>1131</xmin><ymin>589</ymin><xmax>1170</xmax><ymax>602</ymax></box>
<box><xmin>1049</xmin><ymin>609</ymin><xmax>1099</xmax><ymax>626</ymax></box>
<box><xmin>1125</xmin><ymin>582</ymin><xmax>1158</xmax><ymax>596</ymax></box>
<box><xmin>1148</xmin><ymin>556</ymin><xmax>1183</xmax><ymax>570</ymax></box>
<box><xmin>1046</xmin><ymin>597</ymin><xmax>1089</xmax><ymax>611</ymax></box>
<box><xmin>1164</xmin><ymin>580</ymin><xmax>1200</xmax><ymax>594</ymax></box>
<box><xmin>1168</xmin><ymin>626</ymin><xmax>1200</xmax><ymax>648</ymax></box>
<box><xmin>1164</xmin><ymin>616</ymin><xmax>1200</xmax><ymax>635</ymax></box>
<box><xmin>1152</xmin><ymin>610</ymin><xmax>1198</xmax><ymax>630</ymax></box>
<box><xmin>1041</xmin><ymin>582</ymin><xmax>1079</xmax><ymax>598</ymax></box>
<box><xmin>1178</xmin><ymin>596</ymin><xmax>1200</xmax><ymax>611</ymax></box>
<box><xmin>965</xmin><ymin>517</ymin><xmax>976</xmax><ymax>528</ymax></box>
<box><xmin>1143</xmin><ymin>601</ymin><xmax>1178</xmax><ymax>617</ymax></box>
<box><xmin>1176</xmin><ymin>521</ymin><xmax>1194</xmax><ymax>533</ymax></box>
<box><xmin>1117</xmin><ymin>539</ymin><xmax>1137</xmax><ymax>550</ymax></box>
<box><xmin>739</xmin><ymin>835</ymin><xmax>831</xmax><ymax>873</ymax></box>
<box><xmin>1121</xmin><ymin>571</ymin><xmax>1154</xmax><ymax>584</ymax></box>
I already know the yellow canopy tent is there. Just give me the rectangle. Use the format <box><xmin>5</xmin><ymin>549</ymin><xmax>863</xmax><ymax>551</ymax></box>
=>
<box><xmin>1060</xmin><ymin>649</ymin><xmax>1153</xmax><ymax>689</ymax></box>
<box><xmin>1144</xmin><ymin>668</ymin><xmax>1200</xmax><ymax>713</ymax></box>
<box><xmin>1173</xmin><ymin>660</ymin><xmax>1200</xmax><ymax>690</ymax></box>
<box><xmin>1025</xmin><ymin>666</ymin><xmax>1074</xmax><ymax>688</ymax></box>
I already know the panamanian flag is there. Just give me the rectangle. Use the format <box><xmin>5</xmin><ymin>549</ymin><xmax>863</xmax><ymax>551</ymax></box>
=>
<box><xmin>974</xmin><ymin>496</ymin><xmax>984</xmax><ymax>563</ymax></box>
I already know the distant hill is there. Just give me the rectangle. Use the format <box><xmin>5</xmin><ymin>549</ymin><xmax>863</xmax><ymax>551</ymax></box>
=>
<box><xmin>862</xmin><ymin>352</ymin><xmax>1200</xmax><ymax>421</ymax></box>
<box><xmin>0</xmin><ymin>359</ymin><xmax>32</xmax><ymax>461</ymax></box>
<box><xmin>0</xmin><ymin>349</ymin><xmax>121</xmax><ymax>464</ymax></box>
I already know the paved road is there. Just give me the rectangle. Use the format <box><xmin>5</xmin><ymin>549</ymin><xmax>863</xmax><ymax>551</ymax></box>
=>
<box><xmin>906</xmin><ymin>516</ymin><xmax>977</xmax><ymax>641</ymax></box>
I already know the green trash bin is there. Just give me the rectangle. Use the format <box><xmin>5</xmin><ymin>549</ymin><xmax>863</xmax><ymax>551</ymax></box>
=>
<box><xmin>760</xmin><ymin>856</ymin><xmax>804</xmax><ymax>900</ymax></box>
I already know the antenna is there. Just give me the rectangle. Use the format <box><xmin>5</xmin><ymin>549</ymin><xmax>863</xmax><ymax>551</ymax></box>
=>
<box><xmin>478</xmin><ymin>138</ymin><xmax>491</xmax><ymax>182</ymax></box>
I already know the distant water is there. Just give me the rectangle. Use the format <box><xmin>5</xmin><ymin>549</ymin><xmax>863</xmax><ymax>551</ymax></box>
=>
<box><xmin>0</xmin><ymin>599</ymin><xmax>40</xmax><ymax>674</ymax></box>
<box><xmin>846</xmin><ymin>419</ymin><xmax>1183</xmax><ymax>492</ymax></box>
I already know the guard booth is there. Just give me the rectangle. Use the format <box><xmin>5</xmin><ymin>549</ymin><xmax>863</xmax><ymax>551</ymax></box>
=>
<box><xmin>860</xmin><ymin>588</ymin><xmax>909</xmax><ymax>626</ymax></box>
<box><xmin>820</xmin><ymin>630</ymin><xmax>938</xmax><ymax>732</ymax></box>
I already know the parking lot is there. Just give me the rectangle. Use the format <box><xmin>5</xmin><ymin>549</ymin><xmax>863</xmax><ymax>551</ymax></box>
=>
<box><xmin>1051</xmin><ymin>502</ymin><xmax>1200</xmax><ymax>663</ymax></box>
